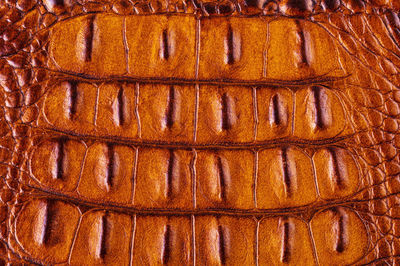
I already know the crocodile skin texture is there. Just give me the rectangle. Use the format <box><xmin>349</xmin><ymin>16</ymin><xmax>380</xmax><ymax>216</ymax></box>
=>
<box><xmin>1</xmin><ymin>0</ymin><xmax>400</xmax><ymax>265</ymax></box>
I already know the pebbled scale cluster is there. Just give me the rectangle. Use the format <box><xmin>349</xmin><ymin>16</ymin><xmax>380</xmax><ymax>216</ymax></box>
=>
<box><xmin>1</xmin><ymin>0</ymin><xmax>400</xmax><ymax>265</ymax></box>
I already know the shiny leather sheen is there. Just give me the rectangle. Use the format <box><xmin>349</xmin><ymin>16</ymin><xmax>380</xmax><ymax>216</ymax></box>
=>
<box><xmin>1</xmin><ymin>0</ymin><xmax>400</xmax><ymax>265</ymax></box>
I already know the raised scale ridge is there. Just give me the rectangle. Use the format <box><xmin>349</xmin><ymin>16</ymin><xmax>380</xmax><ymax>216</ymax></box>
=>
<box><xmin>1</xmin><ymin>0</ymin><xmax>400</xmax><ymax>265</ymax></box>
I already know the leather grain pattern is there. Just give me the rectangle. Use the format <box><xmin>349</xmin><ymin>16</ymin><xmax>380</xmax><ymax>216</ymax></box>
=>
<box><xmin>1</xmin><ymin>0</ymin><xmax>400</xmax><ymax>265</ymax></box>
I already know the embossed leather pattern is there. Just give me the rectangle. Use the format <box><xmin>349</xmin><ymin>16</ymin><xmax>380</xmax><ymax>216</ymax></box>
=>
<box><xmin>1</xmin><ymin>0</ymin><xmax>400</xmax><ymax>265</ymax></box>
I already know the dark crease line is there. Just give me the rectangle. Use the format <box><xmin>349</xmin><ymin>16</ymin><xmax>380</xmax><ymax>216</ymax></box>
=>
<box><xmin>281</xmin><ymin>218</ymin><xmax>291</xmax><ymax>263</ymax></box>
<box><xmin>163</xmin><ymin>224</ymin><xmax>171</xmax><ymax>264</ymax></box>
<box><xmin>84</xmin><ymin>15</ymin><xmax>95</xmax><ymax>62</ymax></box>
<box><xmin>218</xmin><ymin>225</ymin><xmax>227</xmax><ymax>265</ymax></box>
<box><xmin>295</xmin><ymin>20</ymin><xmax>310</xmax><ymax>66</ymax></box>
<box><xmin>166</xmin><ymin>86</ymin><xmax>175</xmax><ymax>129</ymax></box>
<box><xmin>117</xmin><ymin>86</ymin><xmax>125</xmax><ymax>126</ymax></box>
<box><xmin>226</xmin><ymin>26</ymin><xmax>234</xmax><ymax>65</ymax></box>
<box><xmin>55</xmin><ymin>139</ymin><xmax>65</xmax><ymax>180</ymax></box>
<box><xmin>42</xmin><ymin>200</ymin><xmax>55</xmax><ymax>245</ymax></box>
<box><xmin>221</xmin><ymin>93</ymin><xmax>231</xmax><ymax>130</ymax></box>
<box><xmin>328</xmin><ymin>148</ymin><xmax>344</xmax><ymax>188</ymax></box>
<box><xmin>107</xmin><ymin>144</ymin><xmax>115</xmax><ymax>188</ymax></box>
<box><xmin>38</xmin><ymin>67</ymin><xmax>350</xmax><ymax>87</ymax></box>
<box><xmin>34</xmin><ymin>125</ymin><xmax>354</xmax><ymax>149</ymax></box>
<box><xmin>335</xmin><ymin>209</ymin><xmax>346</xmax><ymax>253</ymax></box>
<box><xmin>166</xmin><ymin>150</ymin><xmax>175</xmax><ymax>198</ymax></box>
<box><xmin>281</xmin><ymin>148</ymin><xmax>291</xmax><ymax>196</ymax></box>
<box><xmin>100</xmin><ymin>212</ymin><xmax>109</xmax><ymax>259</ymax></box>
<box><xmin>161</xmin><ymin>29</ymin><xmax>170</xmax><ymax>60</ymax></box>
<box><xmin>217</xmin><ymin>156</ymin><xmax>226</xmax><ymax>201</ymax></box>
<box><xmin>272</xmin><ymin>94</ymin><xmax>281</xmax><ymax>125</ymax></box>
<box><xmin>312</xmin><ymin>85</ymin><xmax>325</xmax><ymax>129</ymax></box>
<box><xmin>26</xmin><ymin>184</ymin><xmax>364</xmax><ymax>216</ymax></box>
<box><xmin>68</xmin><ymin>81</ymin><xmax>78</xmax><ymax>119</ymax></box>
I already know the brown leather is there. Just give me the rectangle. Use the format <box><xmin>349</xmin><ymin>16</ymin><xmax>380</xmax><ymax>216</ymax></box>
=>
<box><xmin>1</xmin><ymin>0</ymin><xmax>400</xmax><ymax>265</ymax></box>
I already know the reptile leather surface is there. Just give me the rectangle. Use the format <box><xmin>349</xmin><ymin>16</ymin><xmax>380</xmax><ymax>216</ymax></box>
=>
<box><xmin>1</xmin><ymin>0</ymin><xmax>400</xmax><ymax>265</ymax></box>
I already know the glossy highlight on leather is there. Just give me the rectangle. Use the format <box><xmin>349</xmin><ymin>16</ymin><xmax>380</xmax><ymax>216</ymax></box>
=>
<box><xmin>1</xmin><ymin>0</ymin><xmax>400</xmax><ymax>265</ymax></box>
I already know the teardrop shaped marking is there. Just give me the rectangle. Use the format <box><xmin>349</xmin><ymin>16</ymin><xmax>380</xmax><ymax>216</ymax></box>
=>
<box><xmin>41</xmin><ymin>201</ymin><xmax>56</xmax><ymax>245</ymax></box>
<box><xmin>217</xmin><ymin>156</ymin><xmax>227</xmax><ymax>201</ymax></box>
<box><xmin>106</xmin><ymin>144</ymin><xmax>115</xmax><ymax>188</ymax></box>
<box><xmin>281</xmin><ymin>148</ymin><xmax>292</xmax><ymax>196</ymax></box>
<box><xmin>98</xmin><ymin>212</ymin><xmax>110</xmax><ymax>259</ymax></box>
<box><xmin>165</xmin><ymin>86</ymin><xmax>176</xmax><ymax>129</ymax></box>
<box><xmin>270</xmin><ymin>94</ymin><xmax>287</xmax><ymax>126</ymax></box>
<box><xmin>311</xmin><ymin>86</ymin><xmax>328</xmax><ymax>129</ymax></box>
<box><xmin>52</xmin><ymin>139</ymin><xmax>66</xmax><ymax>180</ymax></box>
<box><xmin>295</xmin><ymin>20</ymin><xmax>311</xmax><ymax>66</ymax></box>
<box><xmin>83</xmin><ymin>15</ymin><xmax>95</xmax><ymax>62</ymax></box>
<box><xmin>218</xmin><ymin>225</ymin><xmax>227</xmax><ymax>265</ymax></box>
<box><xmin>162</xmin><ymin>224</ymin><xmax>172</xmax><ymax>264</ymax></box>
<box><xmin>225</xmin><ymin>26</ymin><xmax>241</xmax><ymax>65</ymax></box>
<box><xmin>166</xmin><ymin>150</ymin><xmax>176</xmax><ymax>198</ymax></box>
<box><xmin>67</xmin><ymin>81</ymin><xmax>78</xmax><ymax>119</ymax></box>
<box><xmin>332</xmin><ymin>208</ymin><xmax>348</xmax><ymax>253</ymax></box>
<box><xmin>328</xmin><ymin>148</ymin><xmax>344</xmax><ymax>189</ymax></box>
<box><xmin>117</xmin><ymin>86</ymin><xmax>125</xmax><ymax>126</ymax></box>
<box><xmin>221</xmin><ymin>93</ymin><xmax>234</xmax><ymax>131</ymax></box>
<box><xmin>160</xmin><ymin>29</ymin><xmax>170</xmax><ymax>60</ymax></box>
<box><xmin>280</xmin><ymin>218</ymin><xmax>292</xmax><ymax>263</ymax></box>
